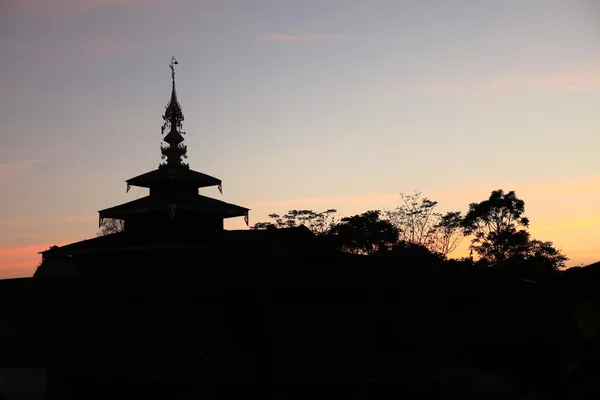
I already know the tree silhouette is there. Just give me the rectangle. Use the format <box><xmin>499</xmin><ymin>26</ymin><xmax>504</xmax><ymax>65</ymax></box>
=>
<box><xmin>525</xmin><ymin>239</ymin><xmax>568</xmax><ymax>270</ymax></box>
<box><xmin>433</xmin><ymin>211</ymin><xmax>465</xmax><ymax>258</ymax></box>
<box><xmin>461</xmin><ymin>190</ymin><xmax>530</xmax><ymax>265</ymax></box>
<box><xmin>385</xmin><ymin>191</ymin><xmax>463</xmax><ymax>257</ymax></box>
<box><xmin>249</xmin><ymin>190</ymin><xmax>568</xmax><ymax>273</ymax></box>
<box><xmin>97</xmin><ymin>218</ymin><xmax>125</xmax><ymax>236</ymax></box>
<box><xmin>461</xmin><ymin>190</ymin><xmax>567</xmax><ymax>272</ymax></box>
<box><xmin>251</xmin><ymin>209</ymin><xmax>337</xmax><ymax>236</ymax></box>
<box><xmin>385</xmin><ymin>191</ymin><xmax>438</xmax><ymax>247</ymax></box>
<box><xmin>326</xmin><ymin>210</ymin><xmax>398</xmax><ymax>255</ymax></box>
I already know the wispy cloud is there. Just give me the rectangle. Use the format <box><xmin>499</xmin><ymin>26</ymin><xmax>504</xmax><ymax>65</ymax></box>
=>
<box><xmin>487</xmin><ymin>66</ymin><xmax>600</xmax><ymax>93</ymax></box>
<box><xmin>259</xmin><ymin>33</ymin><xmax>375</xmax><ymax>42</ymax></box>
<box><xmin>0</xmin><ymin>214</ymin><xmax>96</xmax><ymax>228</ymax></box>
<box><xmin>259</xmin><ymin>34</ymin><xmax>336</xmax><ymax>42</ymax></box>
<box><xmin>548</xmin><ymin>64</ymin><xmax>600</xmax><ymax>92</ymax></box>
<box><xmin>13</xmin><ymin>0</ymin><xmax>168</xmax><ymax>15</ymax></box>
<box><xmin>0</xmin><ymin>234</ymin><xmax>92</xmax><ymax>276</ymax></box>
<box><xmin>0</xmin><ymin>243</ymin><xmax>55</xmax><ymax>273</ymax></box>
<box><xmin>0</xmin><ymin>159</ymin><xmax>43</xmax><ymax>183</ymax></box>
<box><xmin>422</xmin><ymin>62</ymin><xmax>600</xmax><ymax>97</ymax></box>
<box><xmin>0</xmin><ymin>244</ymin><xmax>50</xmax><ymax>258</ymax></box>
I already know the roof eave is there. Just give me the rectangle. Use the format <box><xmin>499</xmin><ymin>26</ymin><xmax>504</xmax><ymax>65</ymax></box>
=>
<box><xmin>125</xmin><ymin>169</ymin><xmax>222</xmax><ymax>189</ymax></box>
<box><xmin>99</xmin><ymin>205</ymin><xmax>250</xmax><ymax>220</ymax></box>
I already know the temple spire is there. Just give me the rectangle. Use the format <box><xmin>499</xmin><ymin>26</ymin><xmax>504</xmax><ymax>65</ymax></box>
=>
<box><xmin>160</xmin><ymin>56</ymin><xmax>188</xmax><ymax>169</ymax></box>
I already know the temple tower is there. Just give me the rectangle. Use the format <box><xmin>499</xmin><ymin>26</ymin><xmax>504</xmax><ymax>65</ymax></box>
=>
<box><xmin>97</xmin><ymin>57</ymin><xmax>249</xmax><ymax>240</ymax></box>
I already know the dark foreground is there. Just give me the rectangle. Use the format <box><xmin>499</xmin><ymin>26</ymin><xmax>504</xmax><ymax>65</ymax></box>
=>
<box><xmin>1</xmin><ymin>263</ymin><xmax>600</xmax><ymax>399</ymax></box>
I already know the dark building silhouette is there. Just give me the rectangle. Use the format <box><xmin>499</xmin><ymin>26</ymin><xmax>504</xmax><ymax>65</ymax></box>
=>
<box><xmin>38</xmin><ymin>57</ymin><xmax>260</xmax><ymax>273</ymax></box>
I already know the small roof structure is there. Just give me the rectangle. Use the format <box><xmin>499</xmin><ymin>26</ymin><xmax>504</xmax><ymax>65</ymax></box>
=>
<box><xmin>98</xmin><ymin>193</ymin><xmax>248</xmax><ymax>221</ymax></box>
<box><xmin>126</xmin><ymin>167</ymin><xmax>222</xmax><ymax>191</ymax></box>
<box><xmin>38</xmin><ymin>226</ymin><xmax>315</xmax><ymax>258</ymax></box>
<box><xmin>38</xmin><ymin>232</ymin><xmax>212</xmax><ymax>257</ymax></box>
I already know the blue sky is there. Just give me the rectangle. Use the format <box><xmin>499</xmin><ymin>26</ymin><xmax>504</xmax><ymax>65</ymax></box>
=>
<box><xmin>1</xmin><ymin>0</ymin><xmax>599</xmax><ymax>276</ymax></box>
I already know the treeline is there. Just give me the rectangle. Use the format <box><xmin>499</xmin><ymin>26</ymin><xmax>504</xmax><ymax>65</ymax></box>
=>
<box><xmin>252</xmin><ymin>189</ymin><xmax>568</xmax><ymax>281</ymax></box>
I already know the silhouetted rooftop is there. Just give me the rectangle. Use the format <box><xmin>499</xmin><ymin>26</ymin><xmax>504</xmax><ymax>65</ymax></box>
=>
<box><xmin>39</xmin><ymin>226</ymin><xmax>316</xmax><ymax>257</ymax></box>
<box><xmin>126</xmin><ymin>167</ymin><xmax>221</xmax><ymax>190</ymax></box>
<box><xmin>98</xmin><ymin>192</ymin><xmax>248</xmax><ymax>220</ymax></box>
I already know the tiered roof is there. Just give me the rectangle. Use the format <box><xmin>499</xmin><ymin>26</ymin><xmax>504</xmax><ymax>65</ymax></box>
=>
<box><xmin>97</xmin><ymin>56</ymin><xmax>248</xmax><ymax>225</ymax></box>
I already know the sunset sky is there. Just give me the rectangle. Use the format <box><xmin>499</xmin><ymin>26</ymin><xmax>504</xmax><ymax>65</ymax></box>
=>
<box><xmin>1</xmin><ymin>0</ymin><xmax>599</xmax><ymax>278</ymax></box>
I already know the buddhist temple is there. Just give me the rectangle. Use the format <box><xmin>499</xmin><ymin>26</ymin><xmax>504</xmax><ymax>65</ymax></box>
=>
<box><xmin>38</xmin><ymin>57</ymin><xmax>257</xmax><ymax>273</ymax></box>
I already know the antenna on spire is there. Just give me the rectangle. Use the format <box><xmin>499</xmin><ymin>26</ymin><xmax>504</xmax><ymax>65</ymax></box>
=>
<box><xmin>170</xmin><ymin>56</ymin><xmax>178</xmax><ymax>84</ymax></box>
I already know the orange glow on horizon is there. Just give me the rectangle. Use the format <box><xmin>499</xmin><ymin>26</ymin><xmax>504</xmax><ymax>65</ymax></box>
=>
<box><xmin>0</xmin><ymin>244</ymin><xmax>57</xmax><ymax>277</ymax></box>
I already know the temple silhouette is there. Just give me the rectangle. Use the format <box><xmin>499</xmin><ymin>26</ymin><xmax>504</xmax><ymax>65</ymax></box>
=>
<box><xmin>37</xmin><ymin>58</ymin><xmax>316</xmax><ymax>276</ymax></box>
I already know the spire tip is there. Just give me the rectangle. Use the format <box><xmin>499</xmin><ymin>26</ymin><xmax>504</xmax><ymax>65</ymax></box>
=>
<box><xmin>161</xmin><ymin>56</ymin><xmax>187</xmax><ymax>169</ymax></box>
<box><xmin>170</xmin><ymin>56</ymin><xmax>178</xmax><ymax>82</ymax></box>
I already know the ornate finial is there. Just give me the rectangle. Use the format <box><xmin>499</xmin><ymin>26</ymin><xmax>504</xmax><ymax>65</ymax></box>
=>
<box><xmin>160</xmin><ymin>56</ymin><xmax>188</xmax><ymax>169</ymax></box>
<box><xmin>170</xmin><ymin>56</ymin><xmax>178</xmax><ymax>86</ymax></box>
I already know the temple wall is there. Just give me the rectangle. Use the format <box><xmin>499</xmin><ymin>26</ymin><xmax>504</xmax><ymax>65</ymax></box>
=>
<box><xmin>149</xmin><ymin>182</ymin><xmax>198</xmax><ymax>196</ymax></box>
<box><xmin>125</xmin><ymin>210</ymin><xmax>224</xmax><ymax>240</ymax></box>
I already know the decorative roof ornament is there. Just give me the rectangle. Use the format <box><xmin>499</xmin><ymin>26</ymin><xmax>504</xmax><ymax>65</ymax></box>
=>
<box><xmin>160</xmin><ymin>56</ymin><xmax>189</xmax><ymax>169</ymax></box>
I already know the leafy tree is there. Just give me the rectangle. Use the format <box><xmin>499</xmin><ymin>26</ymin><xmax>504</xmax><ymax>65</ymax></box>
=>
<box><xmin>461</xmin><ymin>189</ymin><xmax>530</xmax><ymax>265</ymax></box>
<box><xmin>385</xmin><ymin>191</ymin><xmax>438</xmax><ymax>247</ymax></box>
<box><xmin>461</xmin><ymin>189</ymin><xmax>567</xmax><ymax>274</ymax></box>
<box><xmin>251</xmin><ymin>220</ymin><xmax>279</xmax><ymax>231</ymax></box>
<box><xmin>97</xmin><ymin>218</ymin><xmax>125</xmax><ymax>236</ymax></box>
<box><xmin>524</xmin><ymin>239</ymin><xmax>568</xmax><ymax>270</ymax></box>
<box><xmin>327</xmin><ymin>210</ymin><xmax>399</xmax><ymax>255</ymax></box>
<box><xmin>385</xmin><ymin>191</ymin><xmax>463</xmax><ymax>257</ymax></box>
<box><xmin>499</xmin><ymin>239</ymin><xmax>568</xmax><ymax>282</ymax></box>
<box><xmin>251</xmin><ymin>209</ymin><xmax>338</xmax><ymax>236</ymax></box>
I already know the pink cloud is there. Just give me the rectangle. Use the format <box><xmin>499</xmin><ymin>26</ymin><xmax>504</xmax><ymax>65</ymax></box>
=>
<box><xmin>0</xmin><ymin>230</ymin><xmax>94</xmax><ymax>278</ymax></box>
<box><xmin>0</xmin><ymin>243</ymin><xmax>60</xmax><ymax>276</ymax></box>
<box><xmin>260</xmin><ymin>34</ymin><xmax>337</xmax><ymax>42</ymax></box>
<box><xmin>0</xmin><ymin>214</ymin><xmax>97</xmax><ymax>228</ymax></box>
<box><xmin>13</xmin><ymin>0</ymin><xmax>168</xmax><ymax>15</ymax></box>
<box><xmin>547</xmin><ymin>65</ymin><xmax>600</xmax><ymax>92</ymax></box>
<box><xmin>0</xmin><ymin>244</ymin><xmax>49</xmax><ymax>259</ymax></box>
<box><xmin>0</xmin><ymin>159</ymin><xmax>43</xmax><ymax>183</ymax></box>
<box><xmin>423</xmin><ymin>62</ymin><xmax>600</xmax><ymax>97</ymax></box>
<box><xmin>259</xmin><ymin>33</ymin><xmax>378</xmax><ymax>42</ymax></box>
<box><xmin>485</xmin><ymin>69</ymin><xmax>600</xmax><ymax>93</ymax></box>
